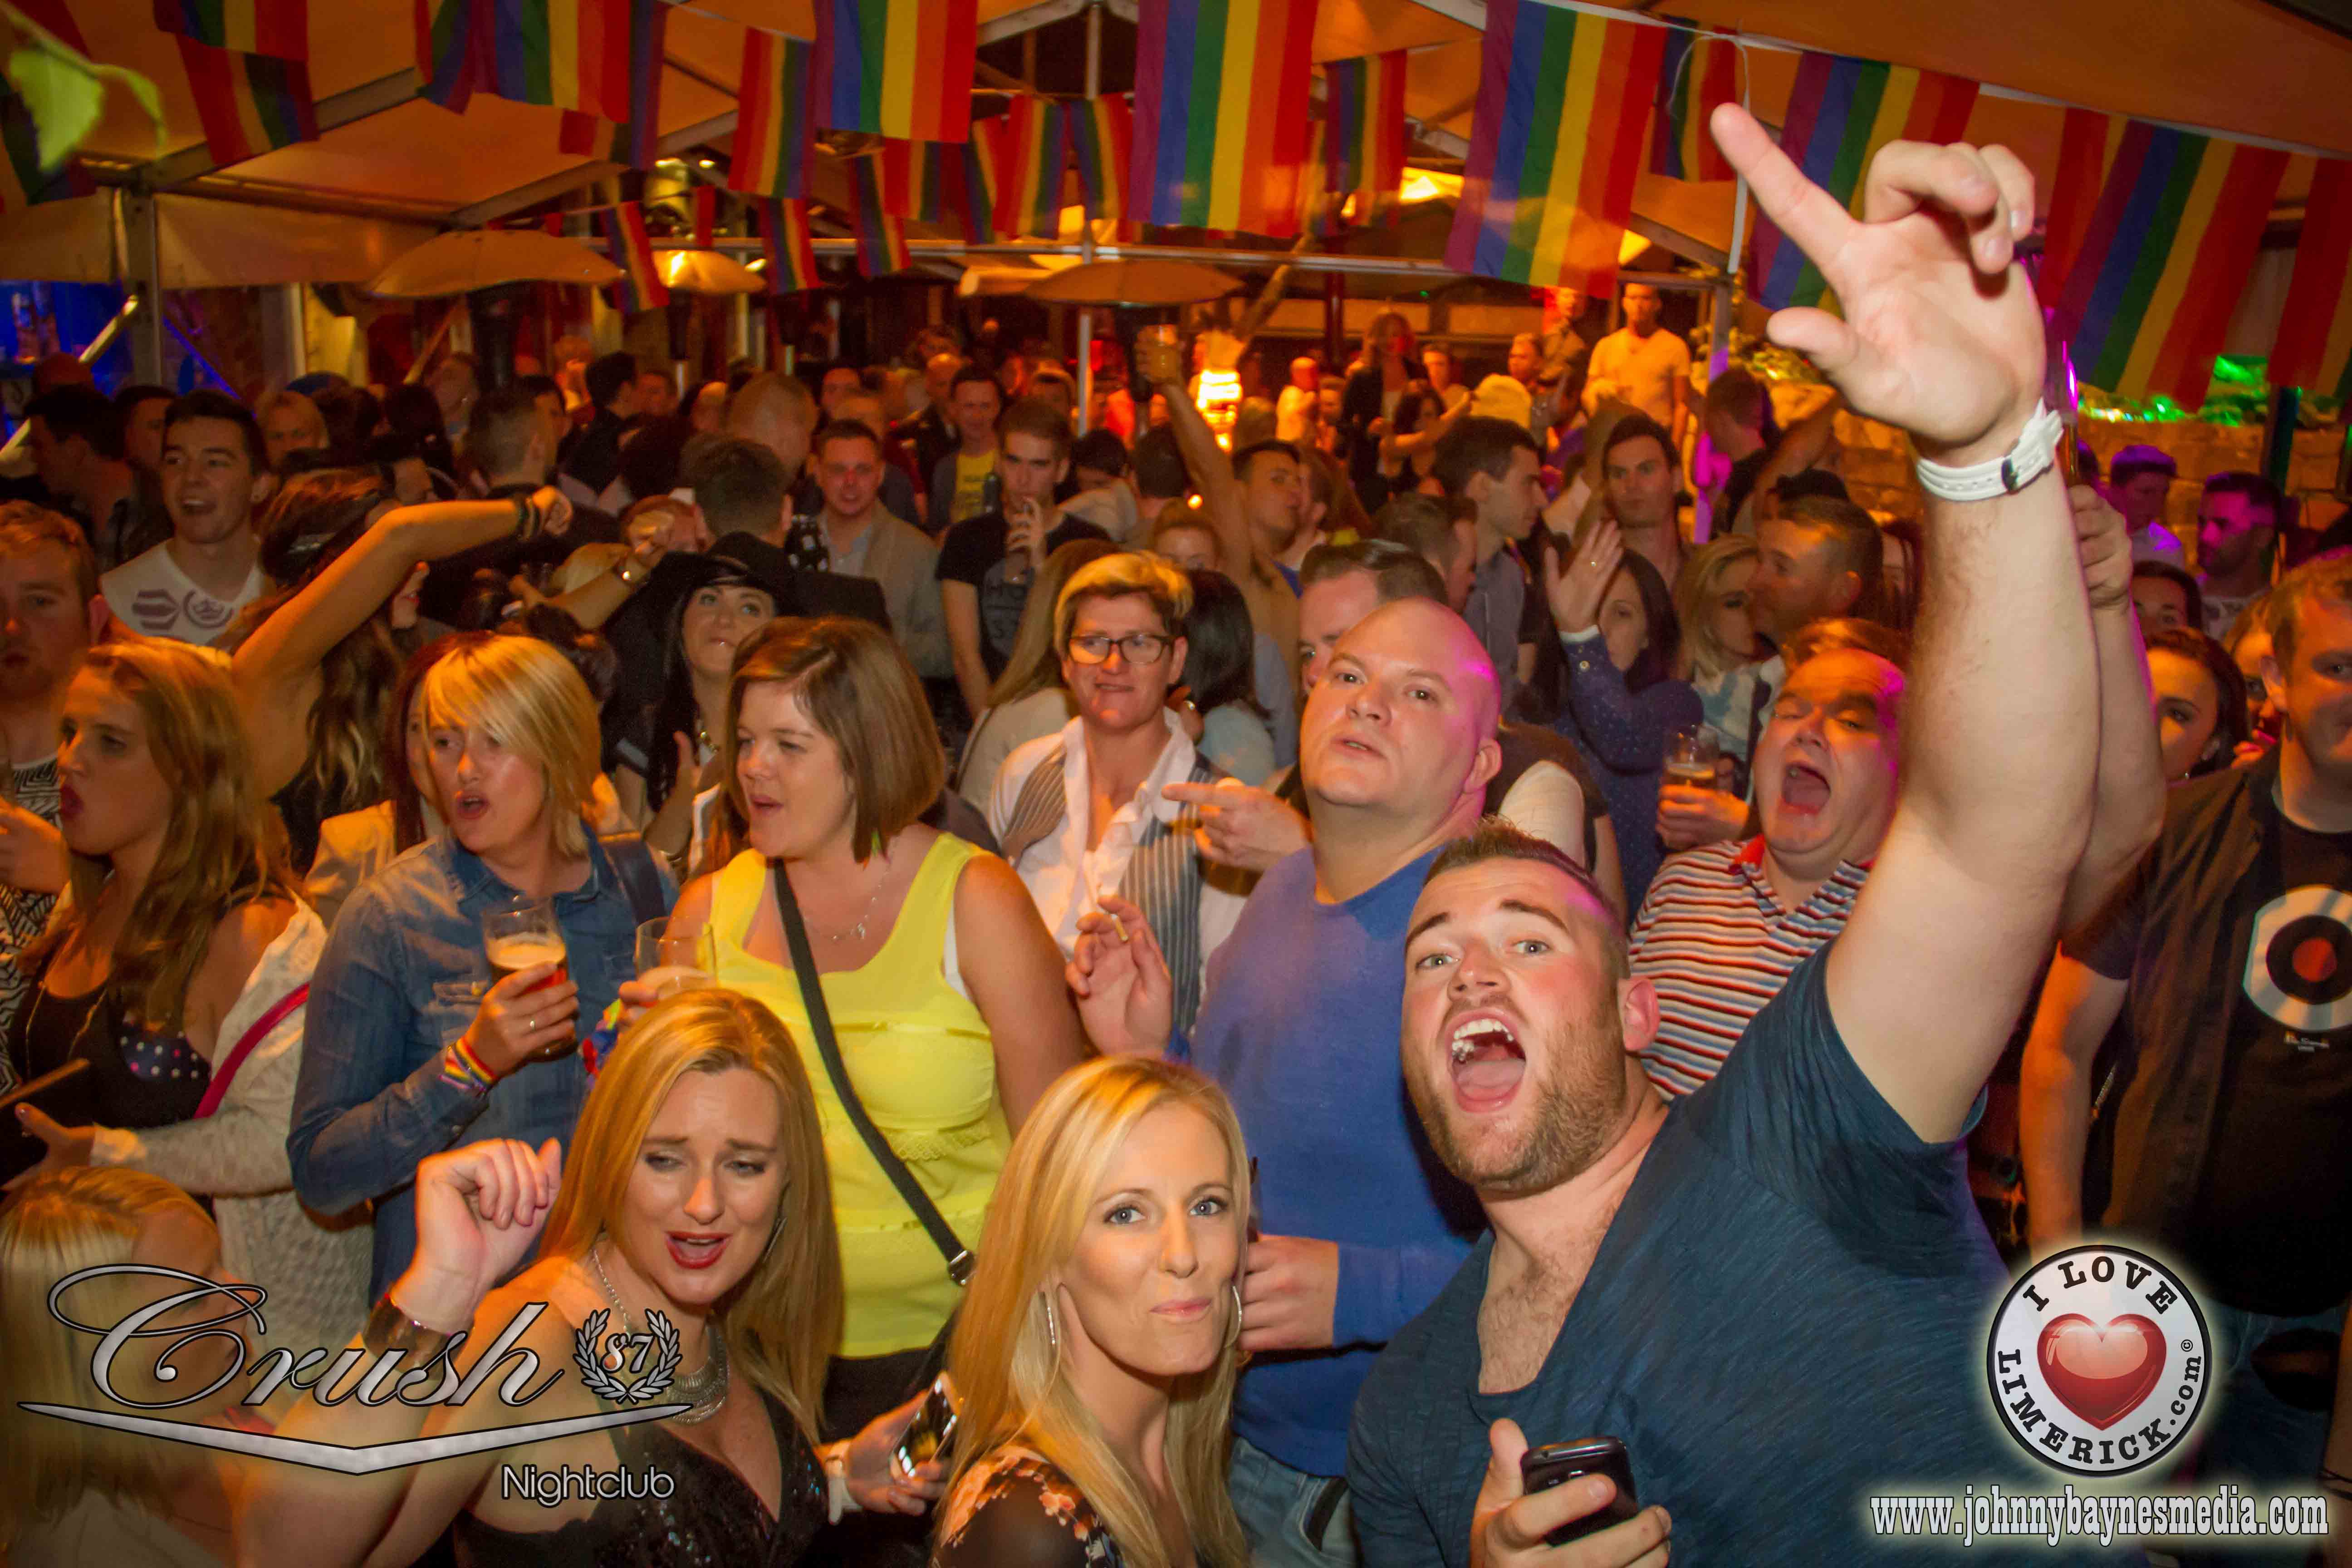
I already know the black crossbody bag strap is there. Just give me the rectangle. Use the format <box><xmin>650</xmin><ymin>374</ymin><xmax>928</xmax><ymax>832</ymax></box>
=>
<box><xmin>770</xmin><ymin>858</ymin><xmax>974</xmax><ymax>1287</ymax></box>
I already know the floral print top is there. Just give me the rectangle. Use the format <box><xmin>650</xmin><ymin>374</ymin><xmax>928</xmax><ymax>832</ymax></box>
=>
<box><xmin>932</xmin><ymin>1447</ymin><xmax>1126</xmax><ymax>1568</ymax></box>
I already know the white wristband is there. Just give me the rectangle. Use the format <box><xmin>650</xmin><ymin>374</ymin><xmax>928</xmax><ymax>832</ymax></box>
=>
<box><xmin>1913</xmin><ymin>402</ymin><xmax>2065</xmax><ymax>503</ymax></box>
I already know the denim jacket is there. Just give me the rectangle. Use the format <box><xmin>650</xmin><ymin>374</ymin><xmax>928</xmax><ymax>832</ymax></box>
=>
<box><xmin>287</xmin><ymin>835</ymin><xmax>669</xmax><ymax>1298</ymax></box>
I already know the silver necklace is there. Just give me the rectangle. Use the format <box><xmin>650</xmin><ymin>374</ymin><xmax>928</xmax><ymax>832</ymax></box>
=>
<box><xmin>797</xmin><ymin>857</ymin><xmax>888</xmax><ymax>943</ymax></box>
<box><xmin>589</xmin><ymin>1239</ymin><xmax>730</xmax><ymax>1424</ymax></box>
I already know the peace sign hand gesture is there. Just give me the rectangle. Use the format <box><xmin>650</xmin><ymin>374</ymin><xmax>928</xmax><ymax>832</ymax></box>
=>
<box><xmin>1709</xmin><ymin>103</ymin><xmax>2043</xmax><ymax>467</ymax></box>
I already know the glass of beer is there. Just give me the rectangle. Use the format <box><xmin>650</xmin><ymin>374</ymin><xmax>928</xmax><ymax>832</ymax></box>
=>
<box><xmin>482</xmin><ymin>899</ymin><xmax>572</xmax><ymax>1061</ymax></box>
<box><xmin>1664</xmin><ymin>726</ymin><xmax>1720</xmax><ymax>792</ymax></box>
<box><xmin>635</xmin><ymin>919</ymin><xmax>715</xmax><ymax>1000</ymax></box>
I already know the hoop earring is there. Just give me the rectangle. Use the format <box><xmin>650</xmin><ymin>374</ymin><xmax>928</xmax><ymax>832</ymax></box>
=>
<box><xmin>1225</xmin><ymin>1282</ymin><xmax>1244</xmax><ymax>1350</ymax></box>
<box><xmin>1043</xmin><ymin>1292</ymin><xmax>1061</xmax><ymax>1357</ymax></box>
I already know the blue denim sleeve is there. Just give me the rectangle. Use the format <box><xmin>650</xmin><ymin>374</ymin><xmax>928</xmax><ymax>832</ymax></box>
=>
<box><xmin>285</xmin><ymin>892</ymin><xmax>493</xmax><ymax>1216</ymax></box>
<box><xmin>1558</xmin><ymin>631</ymin><xmax>1668</xmax><ymax>775</ymax></box>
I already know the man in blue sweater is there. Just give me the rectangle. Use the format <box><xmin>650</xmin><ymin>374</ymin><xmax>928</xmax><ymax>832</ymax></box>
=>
<box><xmin>1073</xmin><ymin>593</ymin><xmax>1504</xmax><ymax>1566</ymax></box>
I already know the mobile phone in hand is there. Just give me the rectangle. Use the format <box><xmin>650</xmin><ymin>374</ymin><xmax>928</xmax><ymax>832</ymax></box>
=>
<box><xmin>894</xmin><ymin>1375</ymin><xmax>959</xmax><ymax>1477</ymax></box>
<box><xmin>1521</xmin><ymin>1436</ymin><xmax>1638</xmax><ymax>1546</ymax></box>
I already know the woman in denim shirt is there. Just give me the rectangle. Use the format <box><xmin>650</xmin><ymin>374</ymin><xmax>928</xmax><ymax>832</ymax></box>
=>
<box><xmin>289</xmin><ymin>636</ymin><xmax>670</xmax><ymax>1298</ymax></box>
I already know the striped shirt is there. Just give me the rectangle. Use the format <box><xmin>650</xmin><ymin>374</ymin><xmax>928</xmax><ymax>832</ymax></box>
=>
<box><xmin>1631</xmin><ymin>837</ymin><xmax>1870</xmax><ymax>1096</ymax></box>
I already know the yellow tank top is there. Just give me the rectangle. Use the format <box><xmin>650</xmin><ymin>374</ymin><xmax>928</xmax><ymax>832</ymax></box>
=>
<box><xmin>707</xmin><ymin>836</ymin><xmax>1007</xmax><ymax>1357</ymax></box>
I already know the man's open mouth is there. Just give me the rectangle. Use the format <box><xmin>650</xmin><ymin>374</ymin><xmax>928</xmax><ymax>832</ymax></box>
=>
<box><xmin>1447</xmin><ymin>1014</ymin><xmax>1525</xmax><ymax>1111</ymax></box>
<box><xmin>1780</xmin><ymin>761</ymin><xmax>1832</xmax><ymax>813</ymax></box>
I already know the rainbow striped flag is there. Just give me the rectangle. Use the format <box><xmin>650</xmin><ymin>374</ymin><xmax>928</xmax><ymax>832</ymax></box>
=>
<box><xmin>756</xmin><ymin>196</ymin><xmax>821</xmax><ymax>292</ymax></box>
<box><xmin>691</xmin><ymin>185</ymin><xmax>715</xmax><ymax>247</ymax></box>
<box><xmin>2270</xmin><ymin>159</ymin><xmax>2352</xmax><ymax>402</ymax></box>
<box><xmin>558</xmin><ymin>107</ymin><xmax>597</xmax><ymax>154</ymax></box>
<box><xmin>0</xmin><ymin>87</ymin><xmax>93</xmax><ymax>214</ymax></box>
<box><xmin>1321</xmin><ymin>51</ymin><xmax>1407</xmax><ymax>225</ymax></box>
<box><xmin>728</xmin><ymin>30</ymin><xmax>813</xmax><ymax>199</ymax></box>
<box><xmin>2052</xmin><ymin>122</ymin><xmax>2288</xmax><ymax>407</ymax></box>
<box><xmin>485</xmin><ymin>0</ymin><xmax>624</xmax><ymax>113</ymax></box>
<box><xmin>848</xmin><ymin>155</ymin><xmax>911</xmax><ymax>274</ymax></box>
<box><xmin>1750</xmin><ymin>51</ymin><xmax>1980</xmax><ymax>310</ymax></box>
<box><xmin>416</xmin><ymin>0</ymin><xmax>484</xmax><ymax>109</ymax></box>
<box><xmin>601</xmin><ymin>201</ymin><xmax>669</xmax><ymax>311</ymax></box>
<box><xmin>1131</xmin><ymin>0</ymin><xmax>1318</xmax><ymax>235</ymax></box>
<box><xmin>153</xmin><ymin>0</ymin><xmax>306</xmax><ymax>58</ymax></box>
<box><xmin>2038</xmin><ymin>106</ymin><xmax>2124</xmax><ymax>305</ymax></box>
<box><xmin>1648</xmin><ymin>20</ymin><xmax>1735</xmax><ymax>182</ymax></box>
<box><xmin>1445</xmin><ymin>2</ymin><xmax>1664</xmax><ymax>293</ymax></box>
<box><xmin>993</xmin><ymin>96</ymin><xmax>1066</xmax><ymax>238</ymax></box>
<box><xmin>1070</xmin><ymin>93</ymin><xmax>1131</xmax><ymax>224</ymax></box>
<box><xmin>878</xmin><ymin>136</ymin><xmax>996</xmax><ymax>243</ymax></box>
<box><xmin>177</xmin><ymin>35</ymin><xmax>317</xmax><ymax>164</ymax></box>
<box><xmin>614</xmin><ymin>0</ymin><xmax>664</xmax><ymax>166</ymax></box>
<box><xmin>811</xmin><ymin>0</ymin><xmax>978</xmax><ymax>143</ymax></box>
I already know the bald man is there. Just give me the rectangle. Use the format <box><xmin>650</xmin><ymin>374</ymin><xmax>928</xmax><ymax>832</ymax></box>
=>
<box><xmin>1073</xmin><ymin>597</ymin><xmax>1501</xmax><ymax>1568</ymax></box>
<box><xmin>725</xmin><ymin>372</ymin><xmax>819</xmax><ymax>492</ymax></box>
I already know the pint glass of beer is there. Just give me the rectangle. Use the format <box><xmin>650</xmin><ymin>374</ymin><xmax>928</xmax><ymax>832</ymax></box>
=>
<box><xmin>482</xmin><ymin>898</ymin><xmax>573</xmax><ymax>1061</ymax></box>
<box><xmin>1664</xmin><ymin>725</ymin><xmax>1720</xmax><ymax>791</ymax></box>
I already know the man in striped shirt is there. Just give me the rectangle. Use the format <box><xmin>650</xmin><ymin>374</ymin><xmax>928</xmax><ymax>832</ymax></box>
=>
<box><xmin>1632</xmin><ymin>642</ymin><xmax>1904</xmax><ymax>1093</ymax></box>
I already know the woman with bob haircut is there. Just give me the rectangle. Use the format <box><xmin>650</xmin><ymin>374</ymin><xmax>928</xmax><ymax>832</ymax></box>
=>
<box><xmin>242</xmin><ymin>990</ymin><xmax>942</xmax><ymax>1568</ymax></box>
<box><xmin>2</xmin><ymin>642</ymin><xmax>364</xmax><ymax>1349</ymax></box>
<box><xmin>934</xmin><ymin>1056</ymin><xmax>1251</xmax><ymax>1568</ymax></box>
<box><xmin>652</xmin><ymin>617</ymin><xmax>1087</xmax><ymax>1449</ymax></box>
<box><xmin>1670</xmin><ymin>535</ymin><xmax>1764</xmax><ymax>764</ymax></box>
<box><xmin>1</xmin><ymin>1167</ymin><xmax>262</xmax><ymax>1565</ymax></box>
<box><xmin>290</xmin><ymin>635</ymin><xmax>671</xmax><ymax>1308</ymax></box>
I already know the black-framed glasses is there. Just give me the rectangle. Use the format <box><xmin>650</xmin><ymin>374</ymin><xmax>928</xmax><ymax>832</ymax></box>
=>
<box><xmin>1067</xmin><ymin>632</ymin><xmax>1174</xmax><ymax>666</ymax></box>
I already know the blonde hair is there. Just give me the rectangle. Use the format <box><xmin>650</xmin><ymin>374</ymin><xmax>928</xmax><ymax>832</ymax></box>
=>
<box><xmin>420</xmin><ymin>636</ymin><xmax>602</xmax><ymax>860</ymax></box>
<box><xmin>0</xmin><ymin>1169</ymin><xmax>221</xmax><ymax>1547</ymax></box>
<box><xmin>987</xmin><ymin>538</ymin><xmax>1122</xmax><ymax>708</ymax></box>
<box><xmin>946</xmin><ymin>1058</ymin><xmax>1250</xmax><ymax>1568</ymax></box>
<box><xmin>537</xmin><ymin>990</ymin><xmax>841</xmax><ymax>1439</ymax></box>
<box><xmin>1672</xmin><ymin>535</ymin><xmax>1761</xmax><ymax>684</ymax></box>
<box><xmin>255</xmin><ymin>389</ymin><xmax>328</xmax><ymax>452</ymax></box>
<box><xmin>22</xmin><ymin>641</ymin><xmax>293</xmax><ymax>1031</ymax></box>
<box><xmin>1053</xmin><ymin>552</ymin><xmax>1194</xmax><ymax>650</ymax></box>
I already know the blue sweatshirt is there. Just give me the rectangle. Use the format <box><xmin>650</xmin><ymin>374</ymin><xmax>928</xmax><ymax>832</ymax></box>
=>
<box><xmin>1176</xmin><ymin>845</ymin><xmax>1483</xmax><ymax>1478</ymax></box>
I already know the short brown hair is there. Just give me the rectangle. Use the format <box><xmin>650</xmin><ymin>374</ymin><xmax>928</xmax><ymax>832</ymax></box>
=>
<box><xmin>0</xmin><ymin>501</ymin><xmax>98</xmax><ymax>606</ymax></box>
<box><xmin>997</xmin><ymin>398</ymin><xmax>1073</xmax><ymax>460</ymax></box>
<box><xmin>1780</xmin><ymin>616</ymin><xmax>1910</xmax><ymax>671</ymax></box>
<box><xmin>1423</xmin><ymin>817</ymin><xmax>1625</xmax><ymax>981</ymax></box>
<box><xmin>1299</xmin><ymin>537</ymin><xmax>1446</xmax><ymax>606</ymax></box>
<box><xmin>2269</xmin><ymin>553</ymin><xmax>2352</xmax><ymax>670</ymax></box>
<box><xmin>726</xmin><ymin>617</ymin><xmax>942</xmax><ymax>860</ymax></box>
<box><xmin>1780</xmin><ymin>496</ymin><xmax>1888</xmax><ymax>624</ymax></box>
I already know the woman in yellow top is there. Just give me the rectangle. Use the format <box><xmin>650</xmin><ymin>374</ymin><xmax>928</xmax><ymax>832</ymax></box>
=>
<box><xmin>657</xmin><ymin>617</ymin><xmax>1088</xmax><ymax>1442</ymax></box>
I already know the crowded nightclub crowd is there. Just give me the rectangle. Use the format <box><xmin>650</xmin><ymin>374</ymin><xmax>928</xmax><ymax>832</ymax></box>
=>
<box><xmin>0</xmin><ymin>106</ymin><xmax>2342</xmax><ymax>1568</ymax></box>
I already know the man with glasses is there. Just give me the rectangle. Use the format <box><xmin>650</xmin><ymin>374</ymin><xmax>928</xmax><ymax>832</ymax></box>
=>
<box><xmin>990</xmin><ymin>551</ymin><xmax>1247</xmax><ymax>1038</ymax></box>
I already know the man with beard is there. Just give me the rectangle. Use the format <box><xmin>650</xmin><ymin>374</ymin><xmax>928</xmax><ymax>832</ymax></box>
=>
<box><xmin>1345</xmin><ymin>109</ymin><xmax>2158</xmax><ymax>1566</ymax></box>
<box><xmin>1071</xmin><ymin>594</ymin><xmax>1500</xmax><ymax>1568</ymax></box>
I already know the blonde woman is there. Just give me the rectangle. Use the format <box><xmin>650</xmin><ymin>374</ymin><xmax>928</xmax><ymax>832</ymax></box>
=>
<box><xmin>289</xmin><ymin>636</ymin><xmax>671</xmax><ymax>1307</ymax></box>
<box><xmin>936</xmin><ymin>1057</ymin><xmax>1251</xmax><ymax>1568</ymax></box>
<box><xmin>1671</xmin><ymin>535</ymin><xmax>1766</xmax><ymax>757</ymax></box>
<box><xmin>1</xmin><ymin>1167</ymin><xmax>261</xmax><ymax>1566</ymax></box>
<box><xmin>1</xmin><ymin>643</ymin><xmax>363</xmax><ymax>1348</ymax></box>
<box><xmin>241</xmin><ymin>991</ymin><xmax>939</xmax><ymax>1568</ymax></box>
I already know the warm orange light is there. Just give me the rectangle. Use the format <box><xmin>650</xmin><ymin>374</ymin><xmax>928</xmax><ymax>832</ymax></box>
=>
<box><xmin>1196</xmin><ymin>368</ymin><xmax>1241</xmax><ymax>451</ymax></box>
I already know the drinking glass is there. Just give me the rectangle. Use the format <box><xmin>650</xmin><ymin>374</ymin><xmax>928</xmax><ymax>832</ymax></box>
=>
<box><xmin>481</xmin><ymin>898</ymin><xmax>573</xmax><ymax>1061</ymax></box>
<box><xmin>1663</xmin><ymin>726</ymin><xmax>1720</xmax><ymax>792</ymax></box>
<box><xmin>634</xmin><ymin>919</ymin><xmax>715</xmax><ymax>1000</ymax></box>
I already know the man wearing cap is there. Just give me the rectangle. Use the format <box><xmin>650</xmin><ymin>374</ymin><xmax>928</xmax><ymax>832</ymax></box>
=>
<box><xmin>2108</xmin><ymin>444</ymin><xmax>2187</xmax><ymax>565</ymax></box>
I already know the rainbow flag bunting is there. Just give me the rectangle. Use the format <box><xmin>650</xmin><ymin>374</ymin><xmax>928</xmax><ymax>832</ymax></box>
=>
<box><xmin>0</xmin><ymin>87</ymin><xmax>92</xmax><ymax>214</ymax></box>
<box><xmin>2038</xmin><ymin>106</ymin><xmax>2124</xmax><ymax>305</ymax></box>
<box><xmin>811</xmin><ymin>0</ymin><xmax>978</xmax><ymax>143</ymax></box>
<box><xmin>993</xmin><ymin>96</ymin><xmax>1066</xmax><ymax>238</ymax></box>
<box><xmin>542</xmin><ymin>211</ymin><xmax>564</xmax><ymax>236</ymax></box>
<box><xmin>1445</xmin><ymin>2</ymin><xmax>1664</xmax><ymax>293</ymax></box>
<box><xmin>601</xmin><ymin>201</ymin><xmax>669</xmax><ymax>311</ymax></box>
<box><xmin>755</xmin><ymin>196</ymin><xmax>821</xmax><ymax>292</ymax></box>
<box><xmin>1321</xmin><ymin>51</ymin><xmax>1407</xmax><ymax>225</ymax></box>
<box><xmin>728</xmin><ymin>30</ymin><xmax>813</xmax><ymax>200</ymax></box>
<box><xmin>177</xmin><ymin>35</ymin><xmax>317</xmax><ymax>164</ymax></box>
<box><xmin>848</xmin><ymin>155</ymin><xmax>911</xmax><ymax>275</ymax></box>
<box><xmin>415</xmin><ymin>0</ymin><xmax>484</xmax><ymax>110</ymax></box>
<box><xmin>153</xmin><ymin>0</ymin><xmax>306</xmax><ymax>59</ymax></box>
<box><xmin>1297</xmin><ymin>119</ymin><xmax>1347</xmax><ymax>236</ymax></box>
<box><xmin>558</xmin><ymin>107</ymin><xmax>597</xmax><ymax>155</ymax></box>
<box><xmin>1070</xmin><ymin>93</ymin><xmax>1131</xmax><ymax>224</ymax></box>
<box><xmin>1131</xmin><ymin>0</ymin><xmax>1318</xmax><ymax>235</ymax></box>
<box><xmin>1648</xmin><ymin>20</ymin><xmax>1735</xmax><ymax>182</ymax></box>
<box><xmin>1750</xmin><ymin>51</ymin><xmax>1980</xmax><ymax>310</ymax></box>
<box><xmin>420</xmin><ymin>0</ymin><xmax>653</xmax><ymax>129</ymax></box>
<box><xmin>878</xmin><ymin>136</ymin><xmax>996</xmax><ymax>243</ymax></box>
<box><xmin>691</xmin><ymin>185</ymin><xmax>716</xmax><ymax>248</ymax></box>
<box><xmin>2056</xmin><ymin>122</ymin><xmax>2288</xmax><ymax>408</ymax></box>
<box><xmin>2270</xmin><ymin>158</ymin><xmax>2352</xmax><ymax>402</ymax></box>
<box><xmin>615</xmin><ymin>0</ymin><xmax>664</xmax><ymax>166</ymax></box>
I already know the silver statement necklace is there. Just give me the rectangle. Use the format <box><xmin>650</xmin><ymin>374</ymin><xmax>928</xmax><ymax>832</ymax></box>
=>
<box><xmin>589</xmin><ymin>1239</ymin><xmax>730</xmax><ymax>1424</ymax></box>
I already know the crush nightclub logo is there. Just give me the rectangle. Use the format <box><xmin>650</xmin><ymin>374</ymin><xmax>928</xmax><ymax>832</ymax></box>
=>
<box><xmin>1984</xmin><ymin>1245</ymin><xmax>2211</xmax><ymax>1477</ymax></box>
<box><xmin>20</xmin><ymin>1266</ymin><xmax>688</xmax><ymax>1473</ymax></box>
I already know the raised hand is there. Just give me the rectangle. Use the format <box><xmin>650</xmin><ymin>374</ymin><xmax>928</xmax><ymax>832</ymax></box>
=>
<box><xmin>1709</xmin><ymin>103</ymin><xmax>2042</xmax><ymax>466</ymax></box>
<box><xmin>2070</xmin><ymin>484</ymin><xmax>2132</xmax><ymax>614</ymax></box>
<box><xmin>1542</xmin><ymin>520</ymin><xmax>1625</xmax><ymax>637</ymax></box>
<box><xmin>1164</xmin><ymin>777</ymin><xmax>1310</xmax><ymax>872</ymax></box>
<box><xmin>396</xmin><ymin>1137</ymin><xmax>564</xmax><ymax>1331</ymax></box>
<box><xmin>1066</xmin><ymin>893</ymin><xmax>1174</xmax><ymax>1057</ymax></box>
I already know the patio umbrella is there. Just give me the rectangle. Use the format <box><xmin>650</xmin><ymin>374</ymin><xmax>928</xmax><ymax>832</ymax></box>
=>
<box><xmin>1025</xmin><ymin>258</ymin><xmax>1245</xmax><ymax>306</ymax></box>
<box><xmin>368</xmin><ymin>228</ymin><xmax>622</xmax><ymax>296</ymax></box>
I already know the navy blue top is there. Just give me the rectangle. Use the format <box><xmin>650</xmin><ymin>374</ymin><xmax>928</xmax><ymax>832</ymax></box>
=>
<box><xmin>1348</xmin><ymin>951</ymin><xmax>2135</xmax><ymax>1566</ymax></box>
<box><xmin>1552</xmin><ymin>628</ymin><xmax>1702</xmax><ymax>915</ymax></box>
<box><xmin>288</xmin><ymin>835</ymin><xmax>667</xmax><ymax>1298</ymax></box>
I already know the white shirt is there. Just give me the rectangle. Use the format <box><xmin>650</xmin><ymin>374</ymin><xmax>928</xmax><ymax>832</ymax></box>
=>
<box><xmin>100</xmin><ymin>540</ymin><xmax>266</xmax><ymax>647</ymax></box>
<box><xmin>989</xmin><ymin>712</ymin><xmax>1246</xmax><ymax>1000</ymax></box>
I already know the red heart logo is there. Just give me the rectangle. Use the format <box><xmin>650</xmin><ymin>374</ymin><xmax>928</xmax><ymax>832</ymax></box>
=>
<box><xmin>2038</xmin><ymin>1313</ymin><xmax>2166</xmax><ymax>1430</ymax></box>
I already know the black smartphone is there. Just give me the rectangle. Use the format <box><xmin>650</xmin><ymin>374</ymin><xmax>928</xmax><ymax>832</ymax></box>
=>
<box><xmin>894</xmin><ymin>1375</ymin><xmax>958</xmax><ymax>1477</ymax></box>
<box><xmin>1521</xmin><ymin>1436</ymin><xmax>1638</xmax><ymax>1546</ymax></box>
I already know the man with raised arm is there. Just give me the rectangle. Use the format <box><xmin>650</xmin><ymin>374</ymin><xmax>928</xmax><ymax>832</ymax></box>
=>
<box><xmin>1343</xmin><ymin>107</ymin><xmax>2160</xmax><ymax>1566</ymax></box>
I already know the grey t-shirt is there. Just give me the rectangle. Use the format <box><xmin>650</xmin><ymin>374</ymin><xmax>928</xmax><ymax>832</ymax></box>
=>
<box><xmin>1348</xmin><ymin>951</ymin><xmax>2135</xmax><ymax>1566</ymax></box>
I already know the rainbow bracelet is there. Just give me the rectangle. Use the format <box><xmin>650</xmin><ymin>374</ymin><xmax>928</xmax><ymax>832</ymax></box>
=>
<box><xmin>440</xmin><ymin>1035</ymin><xmax>497</xmax><ymax>1094</ymax></box>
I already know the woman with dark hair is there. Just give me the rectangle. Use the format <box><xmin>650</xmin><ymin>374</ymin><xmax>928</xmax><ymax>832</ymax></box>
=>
<box><xmin>377</xmin><ymin>382</ymin><xmax>456</xmax><ymax>486</ymax></box>
<box><xmin>2144</xmin><ymin>625</ymin><xmax>2250</xmax><ymax>783</ymax></box>
<box><xmin>310</xmin><ymin>383</ymin><xmax>381</xmax><ymax>465</ymax></box>
<box><xmin>611</xmin><ymin>412</ymin><xmax>698</xmax><ymax>512</ymax></box>
<box><xmin>1178</xmin><ymin>569</ymin><xmax>1275</xmax><ymax>785</ymax></box>
<box><xmin>1542</xmin><ymin>516</ymin><xmax>1702</xmax><ymax>913</ymax></box>
<box><xmin>226</xmin><ymin>468</ymin><xmax>572</xmax><ymax>872</ymax></box>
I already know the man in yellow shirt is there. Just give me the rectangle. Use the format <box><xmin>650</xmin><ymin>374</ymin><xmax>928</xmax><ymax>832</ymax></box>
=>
<box><xmin>926</xmin><ymin>367</ymin><xmax>1004</xmax><ymax>536</ymax></box>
